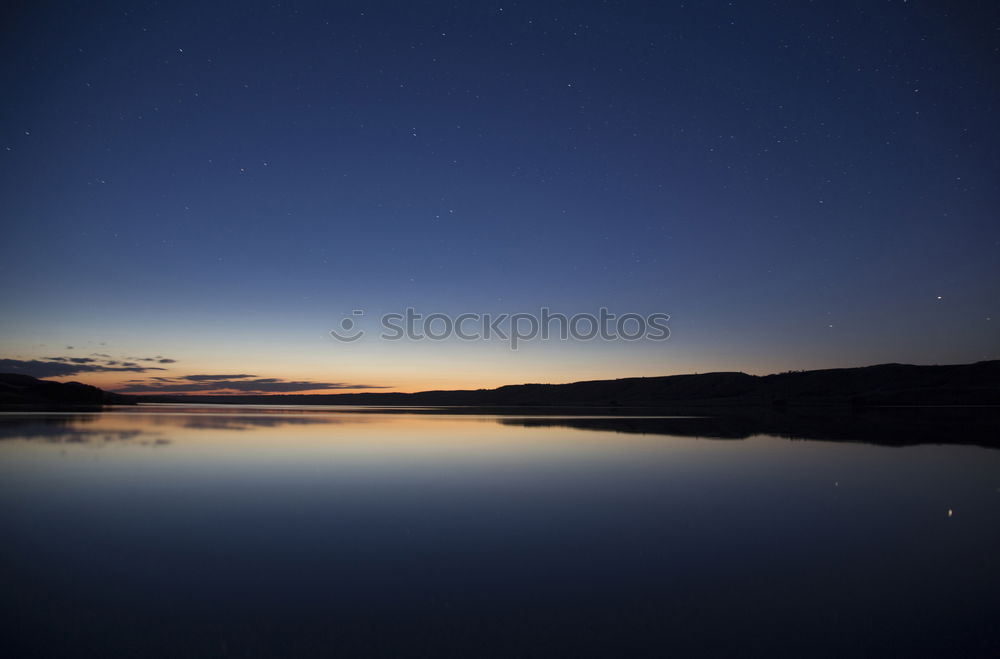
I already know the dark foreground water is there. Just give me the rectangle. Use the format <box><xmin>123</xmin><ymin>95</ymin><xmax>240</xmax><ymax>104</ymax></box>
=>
<box><xmin>1</xmin><ymin>406</ymin><xmax>998</xmax><ymax>658</ymax></box>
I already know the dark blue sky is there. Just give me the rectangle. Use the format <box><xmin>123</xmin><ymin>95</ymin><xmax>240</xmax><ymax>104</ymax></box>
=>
<box><xmin>2</xmin><ymin>1</ymin><xmax>998</xmax><ymax>392</ymax></box>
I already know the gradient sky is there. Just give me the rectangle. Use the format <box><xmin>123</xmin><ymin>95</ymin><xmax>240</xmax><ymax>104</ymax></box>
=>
<box><xmin>2</xmin><ymin>1</ymin><xmax>998</xmax><ymax>394</ymax></box>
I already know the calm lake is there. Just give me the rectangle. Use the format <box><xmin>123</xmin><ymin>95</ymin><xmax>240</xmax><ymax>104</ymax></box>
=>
<box><xmin>2</xmin><ymin>405</ymin><xmax>998</xmax><ymax>657</ymax></box>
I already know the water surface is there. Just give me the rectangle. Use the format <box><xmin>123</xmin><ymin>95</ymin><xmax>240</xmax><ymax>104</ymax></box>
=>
<box><xmin>1</xmin><ymin>406</ymin><xmax>998</xmax><ymax>657</ymax></box>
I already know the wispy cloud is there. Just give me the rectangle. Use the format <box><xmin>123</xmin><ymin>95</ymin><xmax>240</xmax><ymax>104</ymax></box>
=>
<box><xmin>0</xmin><ymin>355</ymin><xmax>178</xmax><ymax>378</ymax></box>
<box><xmin>45</xmin><ymin>357</ymin><xmax>99</xmax><ymax>364</ymax></box>
<box><xmin>116</xmin><ymin>374</ymin><xmax>388</xmax><ymax>394</ymax></box>
<box><xmin>126</xmin><ymin>356</ymin><xmax>177</xmax><ymax>363</ymax></box>
<box><xmin>1</xmin><ymin>357</ymin><xmax>385</xmax><ymax>394</ymax></box>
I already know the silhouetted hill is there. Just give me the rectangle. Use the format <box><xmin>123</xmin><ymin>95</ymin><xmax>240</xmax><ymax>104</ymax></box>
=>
<box><xmin>3</xmin><ymin>361</ymin><xmax>997</xmax><ymax>409</ymax></box>
<box><xmin>0</xmin><ymin>373</ymin><xmax>134</xmax><ymax>407</ymax></box>
<box><xmin>132</xmin><ymin>360</ymin><xmax>1000</xmax><ymax>407</ymax></box>
<box><xmin>499</xmin><ymin>406</ymin><xmax>1000</xmax><ymax>448</ymax></box>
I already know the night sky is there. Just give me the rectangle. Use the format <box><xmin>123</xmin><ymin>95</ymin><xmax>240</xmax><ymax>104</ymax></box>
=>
<box><xmin>2</xmin><ymin>1</ymin><xmax>998</xmax><ymax>393</ymax></box>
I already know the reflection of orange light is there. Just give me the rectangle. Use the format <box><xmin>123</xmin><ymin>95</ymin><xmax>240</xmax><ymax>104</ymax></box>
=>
<box><xmin>0</xmin><ymin>408</ymin><xmax>724</xmax><ymax>472</ymax></box>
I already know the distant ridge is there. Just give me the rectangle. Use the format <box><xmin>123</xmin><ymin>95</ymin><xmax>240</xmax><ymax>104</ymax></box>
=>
<box><xmin>2</xmin><ymin>361</ymin><xmax>998</xmax><ymax>409</ymax></box>
<box><xmin>128</xmin><ymin>360</ymin><xmax>1000</xmax><ymax>408</ymax></box>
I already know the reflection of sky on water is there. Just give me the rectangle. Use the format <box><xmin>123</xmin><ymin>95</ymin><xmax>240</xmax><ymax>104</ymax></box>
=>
<box><xmin>1</xmin><ymin>406</ymin><xmax>999</xmax><ymax>657</ymax></box>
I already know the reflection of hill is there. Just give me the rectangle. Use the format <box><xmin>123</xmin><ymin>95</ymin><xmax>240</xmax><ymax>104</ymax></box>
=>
<box><xmin>248</xmin><ymin>405</ymin><xmax>998</xmax><ymax>448</ymax></box>
<box><xmin>0</xmin><ymin>415</ymin><xmax>157</xmax><ymax>445</ymax></box>
<box><xmin>2</xmin><ymin>405</ymin><xmax>997</xmax><ymax>449</ymax></box>
<box><xmin>499</xmin><ymin>406</ymin><xmax>1000</xmax><ymax>449</ymax></box>
<box><xmin>0</xmin><ymin>410</ymin><xmax>357</xmax><ymax>442</ymax></box>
